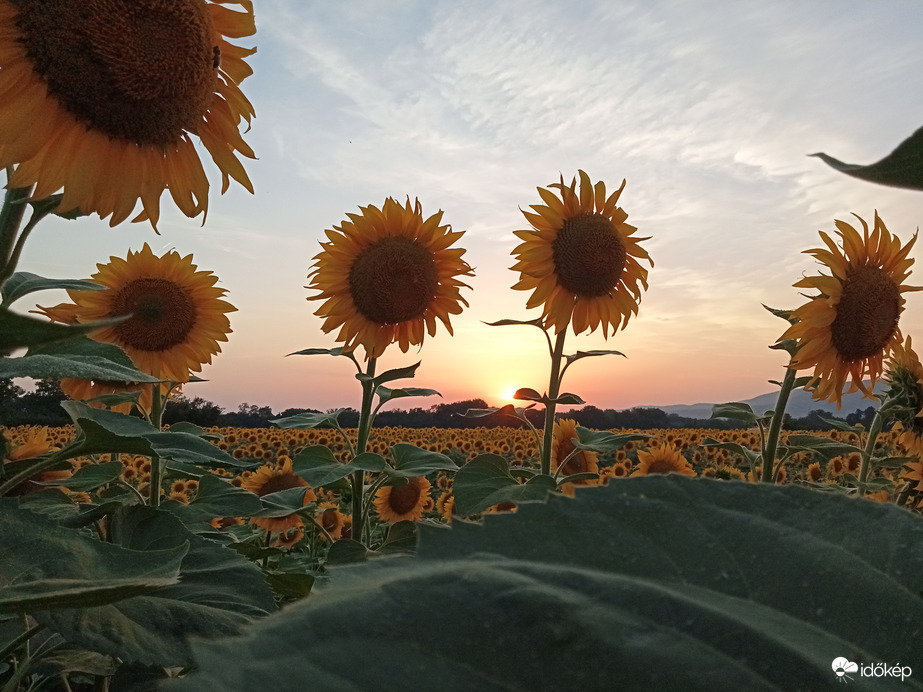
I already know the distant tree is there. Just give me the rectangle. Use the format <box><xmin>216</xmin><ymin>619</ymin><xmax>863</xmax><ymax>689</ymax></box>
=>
<box><xmin>163</xmin><ymin>395</ymin><xmax>224</xmax><ymax>428</ymax></box>
<box><xmin>0</xmin><ymin>378</ymin><xmax>25</xmax><ymax>425</ymax></box>
<box><xmin>221</xmin><ymin>402</ymin><xmax>276</xmax><ymax>428</ymax></box>
<box><xmin>15</xmin><ymin>380</ymin><xmax>69</xmax><ymax>426</ymax></box>
<box><xmin>845</xmin><ymin>406</ymin><xmax>879</xmax><ymax>430</ymax></box>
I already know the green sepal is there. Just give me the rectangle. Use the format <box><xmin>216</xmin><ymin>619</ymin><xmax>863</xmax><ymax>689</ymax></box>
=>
<box><xmin>768</xmin><ymin>339</ymin><xmax>799</xmax><ymax>356</ymax></box>
<box><xmin>762</xmin><ymin>305</ymin><xmax>797</xmax><ymax>324</ymax></box>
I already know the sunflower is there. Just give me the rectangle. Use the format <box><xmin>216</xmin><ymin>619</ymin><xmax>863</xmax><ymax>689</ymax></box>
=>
<box><xmin>511</xmin><ymin>170</ymin><xmax>653</xmax><ymax>335</ymax></box>
<box><xmin>779</xmin><ymin>212</ymin><xmax>920</xmax><ymax>407</ymax></box>
<box><xmin>35</xmin><ymin>243</ymin><xmax>235</xmax><ymax>410</ymax></box>
<box><xmin>316</xmin><ymin>502</ymin><xmax>346</xmax><ymax>540</ymax></box>
<box><xmin>884</xmin><ymin>336</ymin><xmax>923</xmax><ymax>460</ymax></box>
<box><xmin>3</xmin><ymin>426</ymin><xmax>72</xmax><ymax>495</ymax></box>
<box><xmin>372</xmin><ymin>475</ymin><xmax>432</xmax><ymax>524</ymax></box>
<box><xmin>307</xmin><ymin>197</ymin><xmax>474</xmax><ymax>359</ymax></box>
<box><xmin>241</xmin><ymin>456</ymin><xmax>316</xmax><ymax>533</ymax></box>
<box><xmin>550</xmin><ymin>418</ymin><xmax>599</xmax><ymax>496</ymax></box>
<box><xmin>0</xmin><ymin>0</ymin><xmax>256</xmax><ymax>227</ymax></box>
<box><xmin>630</xmin><ymin>442</ymin><xmax>696</xmax><ymax>477</ymax></box>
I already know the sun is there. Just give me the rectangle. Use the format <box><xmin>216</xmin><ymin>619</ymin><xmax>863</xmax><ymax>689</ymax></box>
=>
<box><xmin>498</xmin><ymin>386</ymin><xmax>519</xmax><ymax>404</ymax></box>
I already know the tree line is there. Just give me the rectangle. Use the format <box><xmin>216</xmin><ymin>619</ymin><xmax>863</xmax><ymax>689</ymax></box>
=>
<box><xmin>1</xmin><ymin>378</ymin><xmax>878</xmax><ymax>431</ymax></box>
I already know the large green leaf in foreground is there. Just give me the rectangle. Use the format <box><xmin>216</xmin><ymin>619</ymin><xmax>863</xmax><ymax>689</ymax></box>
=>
<box><xmin>173</xmin><ymin>477</ymin><xmax>923</xmax><ymax>691</ymax></box>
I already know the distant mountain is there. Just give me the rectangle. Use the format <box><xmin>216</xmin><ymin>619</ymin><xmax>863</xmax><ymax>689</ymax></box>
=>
<box><xmin>647</xmin><ymin>382</ymin><xmax>885</xmax><ymax>421</ymax></box>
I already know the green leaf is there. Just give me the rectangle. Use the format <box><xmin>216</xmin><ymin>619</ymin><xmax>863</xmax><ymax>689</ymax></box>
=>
<box><xmin>0</xmin><ymin>309</ymin><xmax>125</xmax><ymax>353</ymax></box>
<box><xmin>873</xmin><ymin>456</ymin><xmax>916</xmax><ymax>470</ymax></box>
<box><xmin>482</xmin><ymin>317</ymin><xmax>546</xmax><ymax>329</ymax></box>
<box><xmin>700</xmin><ymin>438</ymin><xmax>761</xmax><ymax>466</ymax></box>
<box><xmin>571</xmin><ymin>427</ymin><xmax>651</xmax><ymax>454</ymax></box>
<box><xmin>811</xmin><ymin>124</ymin><xmax>923</xmax><ymax>191</ymax></box>
<box><xmin>35</xmin><ymin>461</ymin><xmax>122</xmax><ymax>492</ymax></box>
<box><xmin>513</xmin><ymin>387</ymin><xmax>543</xmax><ymax>402</ymax></box>
<box><xmin>62</xmin><ymin>401</ymin><xmax>248</xmax><ymax>469</ymax></box>
<box><xmin>453</xmin><ymin>454</ymin><xmax>556</xmax><ymax>516</ymax></box>
<box><xmin>325</xmin><ymin>539</ymin><xmax>369</xmax><ymax>566</ymax></box>
<box><xmin>557</xmin><ymin>472</ymin><xmax>600</xmax><ymax>486</ymax></box>
<box><xmin>286</xmin><ymin>346</ymin><xmax>360</xmax><ymax>371</ymax></box>
<box><xmin>710</xmin><ymin>402</ymin><xmax>757</xmax><ymax>424</ymax></box>
<box><xmin>551</xmin><ymin>392</ymin><xmax>584</xmax><ymax>405</ymax></box>
<box><xmin>0</xmin><ymin>272</ymin><xmax>105</xmax><ymax>306</ymax></box>
<box><xmin>376</xmin><ymin>520</ymin><xmax>417</xmax><ymax>555</ymax></box>
<box><xmin>375</xmin><ymin>385</ymin><xmax>441</xmax><ymax>407</ymax></box>
<box><xmin>165</xmin><ymin>474</ymin><xmax>262</xmax><ymax>525</ymax></box>
<box><xmin>0</xmin><ymin>335</ymin><xmax>159</xmax><ymax>383</ymax></box>
<box><xmin>361</xmin><ymin>361</ymin><xmax>421</xmax><ymax>388</ymax></box>
<box><xmin>252</xmin><ymin>487</ymin><xmax>313</xmax><ymax>519</ymax></box>
<box><xmin>265</xmin><ymin>573</ymin><xmax>314</xmax><ymax>600</ymax></box>
<box><xmin>386</xmin><ymin>443</ymin><xmax>457</xmax><ymax>478</ymax></box>
<box><xmin>34</xmin><ymin>505</ymin><xmax>276</xmax><ymax>666</ymax></box>
<box><xmin>817</xmin><ymin>417</ymin><xmax>865</xmax><ymax>433</ymax></box>
<box><xmin>292</xmin><ymin>446</ymin><xmax>386</xmax><ymax>487</ymax></box>
<box><xmin>783</xmin><ymin>434</ymin><xmax>862</xmax><ymax>461</ymax></box>
<box><xmin>564</xmin><ymin>349</ymin><xmax>626</xmax><ymax>366</ymax></box>
<box><xmin>175</xmin><ymin>478</ymin><xmax>923</xmax><ymax>692</ymax></box>
<box><xmin>270</xmin><ymin>410</ymin><xmax>346</xmax><ymax>430</ymax></box>
<box><xmin>0</xmin><ymin>498</ymin><xmax>186</xmax><ymax>615</ymax></box>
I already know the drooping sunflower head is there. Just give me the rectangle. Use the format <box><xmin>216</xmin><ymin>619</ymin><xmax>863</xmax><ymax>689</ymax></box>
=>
<box><xmin>36</xmin><ymin>243</ymin><xmax>235</xmax><ymax>386</ymax></box>
<box><xmin>630</xmin><ymin>442</ymin><xmax>696</xmax><ymax>477</ymax></box>
<box><xmin>550</xmin><ymin>418</ymin><xmax>599</xmax><ymax>481</ymax></box>
<box><xmin>511</xmin><ymin>170</ymin><xmax>653</xmax><ymax>335</ymax></box>
<box><xmin>779</xmin><ymin>212</ymin><xmax>920</xmax><ymax>407</ymax></box>
<box><xmin>307</xmin><ymin>197</ymin><xmax>474</xmax><ymax>359</ymax></box>
<box><xmin>0</xmin><ymin>0</ymin><xmax>257</xmax><ymax>228</ymax></box>
<box><xmin>242</xmin><ymin>456</ymin><xmax>316</xmax><ymax>533</ymax></box>
<box><xmin>372</xmin><ymin>475</ymin><xmax>432</xmax><ymax>524</ymax></box>
<box><xmin>885</xmin><ymin>335</ymin><xmax>923</xmax><ymax>459</ymax></box>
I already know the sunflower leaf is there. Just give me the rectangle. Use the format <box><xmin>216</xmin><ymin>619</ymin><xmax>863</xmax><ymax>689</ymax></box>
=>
<box><xmin>564</xmin><ymin>349</ymin><xmax>626</xmax><ymax>366</ymax></box>
<box><xmin>270</xmin><ymin>410</ymin><xmax>346</xmax><ymax>430</ymax></box>
<box><xmin>292</xmin><ymin>446</ymin><xmax>386</xmax><ymax>487</ymax></box>
<box><xmin>326</xmin><ymin>539</ymin><xmax>369</xmax><ymax>566</ymax></box>
<box><xmin>62</xmin><ymin>401</ymin><xmax>249</xmax><ymax>468</ymax></box>
<box><xmin>482</xmin><ymin>317</ymin><xmax>546</xmax><ymax>329</ymax></box>
<box><xmin>816</xmin><ymin>417</ymin><xmax>865</xmax><ymax>433</ymax></box>
<box><xmin>34</xmin><ymin>461</ymin><xmax>122</xmax><ymax>492</ymax></box>
<box><xmin>453</xmin><ymin>454</ymin><xmax>556</xmax><ymax>516</ymax></box>
<box><xmin>571</xmin><ymin>428</ymin><xmax>651</xmax><ymax>454</ymax></box>
<box><xmin>173</xmin><ymin>477</ymin><xmax>923</xmax><ymax>692</ymax></box>
<box><xmin>700</xmin><ymin>438</ymin><xmax>760</xmax><ymax>466</ymax></box>
<box><xmin>385</xmin><ymin>444</ymin><xmax>457</xmax><ymax>478</ymax></box>
<box><xmin>375</xmin><ymin>385</ymin><xmax>442</xmax><ymax>407</ymax></box>
<box><xmin>252</xmin><ymin>488</ymin><xmax>313</xmax><ymax>519</ymax></box>
<box><xmin>286</xmin><ymin>346</ymin><xmax>359</xmax><ymax>370</ymax></box>
<box><xmin>783</xmin><ymin>434</ymin><xmax>862</xmax><ymax>461</ymax></box>
<box><xmin>551</xmin><ymin>392</ymin><xmax>585</xmax><ymax>405</ymax></box>
<box><xmin>811</xmin><ymin>124</ymin><xmax>923</xmax><ymax>190</ymax></box>
<box><xmin>873</xmin><ymin>456</ymin><xmax>916</xmax><ymax>470</ymax></box>
<box><xmin>0</xmin><ymin>309</ymin><xmax>127</xmax><ymax>354</ymax></box>
<box><xmin>513</xmin><ymin>387</ymin><xmax>544</xmax><ymax>402</ymax></box>
<box><xmin>165</xmin><ymin>474</ymin><xmax>262</xmax><ymax>525</ymax></box>
<box><xmin>377</xmin><ymin>521</ymin><xmax>418</xmax><ymax>555</ymax></box>
<box><xmin>0</xmin><ymin>334</ymin><xmax>159</xmax><ymax>382</ymax></box>
<box><xmin>363</xmin><ymin>361</ymin><xmax>421</xmax><ymax>388</ymax></box>
<box><xmin>0</xmin><ymin>272</ymin><xmax>105</xmax><ymax>306</ymax></box>
<box><xmin>556</xmin><ymin>472</ymin><xmax>600</xmax><ymax>486</ymax></box>
<box><xmin>710</xmin><ymin>402</ymin><xmax>758</xmax><ymax>424</ymax></box>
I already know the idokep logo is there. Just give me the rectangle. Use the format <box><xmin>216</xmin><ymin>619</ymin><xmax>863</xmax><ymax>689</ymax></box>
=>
<box><xmin>832</xmin><ymin>657</ymin><xmax>913</xmax><ymax>684</ymax></box>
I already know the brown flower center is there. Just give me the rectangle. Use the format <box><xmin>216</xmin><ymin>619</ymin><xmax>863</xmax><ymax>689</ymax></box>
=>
<box><xmin>387</xmin><ymin>479</ymin><xmax>422</xmax><ymax>515</ymax></box>
<box><xmin>552</xmin><ymin>213</ymin><xmax>626</xmax><ymax>297</ymax></box>
<box><xmin>349</xmin><ymin>237</ymin><xmax>439</xmax><ymax>324</ymax></box>
<box><xmin>15</xmin><ymin>0</ymin><xmax>218</xmax><ymax>145</ymax></box>
<box><xmin>647</xmin><ymin>457</ymin><xmax>681</xmax><ymax>475</ymax></box>
<box><xmin>110</xmin><ymin>278</ymin><xmax>197</xmax><ymax>352</ymax></box>
<box><xmin>830</xmin><ymin>266</ymin><xmax>901</xmax><ymax>362</ymax></box>
<box><xmin>256</xmin><ymin>472</ymin><xmax>306</xmax><ymax>496</ymax></box>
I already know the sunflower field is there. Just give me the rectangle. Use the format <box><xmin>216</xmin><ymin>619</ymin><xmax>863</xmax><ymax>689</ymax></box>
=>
<box><xmin>2</xmin><ymin>2</ymin><xmax>923</xmax><ymax>690</ymax></box>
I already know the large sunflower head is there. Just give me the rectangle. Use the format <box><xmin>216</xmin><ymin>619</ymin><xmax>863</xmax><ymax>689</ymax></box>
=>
<box><xmin>779</xmin><ymin>212</ymin><xmax>920</xmax><ymax>407</ymax></box>
<box><xmin>36</xmin><ymin>243</ymin><xmax>235</xmax><ymax>385</ymax></box>
<box><xmin>630</xmin><ymin>442</ymin><xmax>696</xmax><ymax>477</ymax></box>
<box><xmin>0</xmin><ymin>0</ymin><xmax>256</xmax><ymax>228</ymax></box>
<box><xmin>511</xmin><ymin>170</ymin><xmax>653</xmax><ymax>335</ymax></box>
<box><xmin>307</xmin><ymin>197</ymin><xmax>474</xmax><ymax>359</ymax></box>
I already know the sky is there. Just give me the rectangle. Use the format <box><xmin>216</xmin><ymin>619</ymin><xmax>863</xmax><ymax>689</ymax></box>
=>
<box><xmin>14</xmin><ymin>0</ymin><xmax>923</xmax><ymax>415</ymax></box>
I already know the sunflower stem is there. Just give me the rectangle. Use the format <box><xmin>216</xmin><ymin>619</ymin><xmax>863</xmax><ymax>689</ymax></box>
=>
<box><xmin>0</xmin><ymin>178</ymin><xmax>32</xmax><ymax>291</ymax></box>
<box><xmin>0</xmin><ymin>201</ymin><xmax>53</xmax><ymax>296</ymax></box>
<box><xmin>762</xmin><ymin>367</ymin><xmax>797</xmax><ymax>483</ymax></box>
<box><xmin>540</xmin><ymin>330</ymin><xmax>567</xmax><ymax>476</ymax></box>
<box><xmin>352</xmin><ymin>357</ymin><xmax>377</xmax><ymax>545</ymax></box>
<box><xmin>147</xmin><ymin>386</ymin><xmax>166</xmax><ymax>507</ymax></box>
<box><xmin>857</xmin><ymin>402</ymin><xmax>888</xmax><ymax>496</ymax></box>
